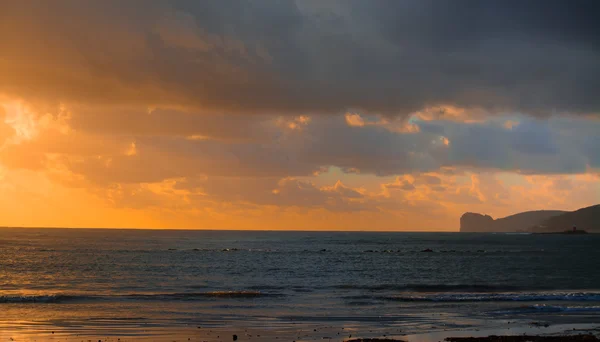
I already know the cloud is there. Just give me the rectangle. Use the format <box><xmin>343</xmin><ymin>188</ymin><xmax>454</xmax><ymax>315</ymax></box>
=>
<box><xmin>1</xmin><ymin>1</ymin><xmax>599</xmax><ymax>116</ymax></box>
<box><xmin>384</xmin><ymin>178</ymin><xmax>416</xmax><ymax>191</ymax></box>
<box><xmin>0</xmin><ymin>107</ymin><xmax>16</xmax><ymax>146</ymax></box>
<box><xmin>174</xmin><ymin>176</ymin><xmax>374</xmax><ymax>212</ymax></box>
<box><xmin>68</xmin><ymin>106</ymin><xmax>282</xmax><ymax>142</ymax></box>
<box><xmin>418</xmin><ymin>116</ymin><xmax>598</xmax><ymax>174</ymax></box>
<box><xmin>417</xmin><ymin>174</ymin><xmax>442</xmax><ymax>185</ymax></box>
<box><xmin>510</xmin><ymin>120</ymin><xmax>558</xmax><ymax>155</ymax></box>
<box><xmin>2</xmin><ymin>102</ymin><xmax>599</xmax><ymax>188</ymax></box>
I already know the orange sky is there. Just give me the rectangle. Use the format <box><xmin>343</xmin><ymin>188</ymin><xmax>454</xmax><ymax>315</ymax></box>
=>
<box><xmin>0</xmin><ymin>100</ymin><xmax>598</xmax><ymax>230</ymax></box>
<box><xmin>1</xmin><ymin>2</ymin><xmax>599</xmax><ymax>230</ymax></box>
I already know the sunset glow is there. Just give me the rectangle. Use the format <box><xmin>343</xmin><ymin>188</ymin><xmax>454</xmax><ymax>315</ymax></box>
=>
<box><xmin>0</xmin><ymin>1</ymin><xmax>599</xmax><ymax>231</ymax></box>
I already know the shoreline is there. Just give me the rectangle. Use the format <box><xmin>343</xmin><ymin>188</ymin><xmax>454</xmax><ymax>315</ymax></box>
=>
<box><xmin>0</xmin><ymin>321</ymin><xmax>598</xmax><ymax>342</ymax></box>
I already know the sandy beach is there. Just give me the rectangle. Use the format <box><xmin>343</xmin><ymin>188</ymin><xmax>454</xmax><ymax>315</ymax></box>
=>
<box><xmin>0</xmin><ymin>321</ymin><xmax>598</xmax><ymax>342</ymax></box>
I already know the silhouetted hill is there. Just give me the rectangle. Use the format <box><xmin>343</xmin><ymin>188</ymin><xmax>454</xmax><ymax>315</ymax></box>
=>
<box><xmin>460</xmin><ymin>210</ymin><xmax>566</xmax><ymax>232</ymax></box>
<box><xmin>532</xmin><ymin>205</ymin><xmax>600</xmax><ymax>233</ymax></box>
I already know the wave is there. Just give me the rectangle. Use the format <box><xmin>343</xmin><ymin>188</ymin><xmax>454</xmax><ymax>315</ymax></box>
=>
<box><xmin>343</xmin><ymin>292</ymin><xmax>600</xmax><ymax>303</ymax></box>
<box><xmin>246</xmin><ymin>285</ymin><xmax>287</xmax><ymax>290</ymax></box>
<box><xmin>0</xmin><ymin>291</ymin><xmax>283</xmax><ymax>304</ymax></box>
<box><xmin>530</xmin><ymin>304</ymin><xmax>600</xmax><ymax>312</ymax></box>
<box><xmin>332</xmin><ymin>284</ymin><xmax>523</xmax><ymax>292</ymax></box>
<box><xmin>126</xmin><ymin>291</ymin><xmax>280</xmax><ymax>299</ymax></box>
<box><xmin>358</xmin><ymin>249</ymin><xmax>545</xmax><ymax>254</ymax></box>
<box><xmin>189</xmin><ymin>248</ymin><xmax>275</xmax><ymax>252</ymax></box>
<box><xmin>0</xmin><ymin>295</ymin><xmax>90</xmax><ymax>303</ymax></box>
<box><xmin>496</xmin><ymin>304</ymin><xmax>600</xmax><ymax>314</ymax></box>
<box><xmin>143</xmin><ymin>248</ymin><xmax>549</xmax><ymax>255</ymax></box>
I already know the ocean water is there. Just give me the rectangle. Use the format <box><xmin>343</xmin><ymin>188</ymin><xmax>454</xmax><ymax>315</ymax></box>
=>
<box><xmin>1</xmin><ymin>228</ymin><xmax>599</xmax><ymax>337</ymax></box>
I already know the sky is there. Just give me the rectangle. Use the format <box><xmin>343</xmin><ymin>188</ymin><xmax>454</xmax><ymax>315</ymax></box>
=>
<box><xmin>0</xmin><ymin>0</ymin><xmax>599</xmax><ymax>231</ymax></box>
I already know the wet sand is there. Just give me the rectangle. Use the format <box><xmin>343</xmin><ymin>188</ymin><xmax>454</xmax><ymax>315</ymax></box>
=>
<box><xmin>0</xmin><ymin>322</ymin><xmax>598</xmax><ymax>342</ymax></box>
<box><xmin>444</xmin><ymin>336</ymin><xmax>599</xmax><ymax>341</ymax></box>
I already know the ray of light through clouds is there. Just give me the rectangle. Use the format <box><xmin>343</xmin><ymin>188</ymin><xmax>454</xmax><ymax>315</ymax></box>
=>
<box><xmin>0</xmin><ymin>0</ymin><xmax>599</xmax><ymax>230</ymax></box>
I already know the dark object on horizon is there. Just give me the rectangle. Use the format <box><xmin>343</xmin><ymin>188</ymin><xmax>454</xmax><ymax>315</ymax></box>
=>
<box><xmin>460</xmin><ymin>210</ymin><xmax>565</xmax><ymax>232</ymax></box>
<box><xmin>560</xmin><ymin>225</ymin><xmax>589</xmax><ymax>234</ymax></box>
<box><xmin>421</xmin><ymin>248</ymin><xmax>434</xmax><ymax>253</ymax></box>
<box><xmin>535</xmin><ymin>228</ymin><xmax>589</xmax><ymax>235</ymax></box>
<box><xmin>460</xmin><ymin>204</ymin><xmax>600</xmax><ymax>233</ymax></box>
<box><xmin>531</xmin><ymin>204</ymin><xmax>600</xmax><ymax>233</ymax></box>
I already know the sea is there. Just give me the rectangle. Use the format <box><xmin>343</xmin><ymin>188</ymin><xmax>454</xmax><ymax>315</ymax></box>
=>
<box><xmin>0</xmin><ymin>228</ymin><xmax>599</xmax><ymax>339</ymax></box>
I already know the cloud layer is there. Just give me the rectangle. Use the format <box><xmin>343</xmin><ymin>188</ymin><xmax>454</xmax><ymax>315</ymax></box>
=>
<box><xmin>1</xmin><ymin>0</ymin><xmax>599</xmax><ymax>115</ymax></box>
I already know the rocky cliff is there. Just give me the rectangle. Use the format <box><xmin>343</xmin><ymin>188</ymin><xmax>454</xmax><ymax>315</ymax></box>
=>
<box><xmin>460</xmin><ymin>213</ymin><xmax>495</xmax><ymax>232</ymax></box>
<box><xmin>460</xmin><ymin>210</ymin><xmax>566</xmax><ymax>232</ymax></box>
<box><xmin>532</xmin><ymin>205</ymin><xmax>600</xmax><ymax>233</ymax></box>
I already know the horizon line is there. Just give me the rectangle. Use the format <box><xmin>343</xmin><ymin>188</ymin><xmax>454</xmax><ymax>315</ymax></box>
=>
<box><xmin>0</xmin><ymin>226</ymin><xmax>457</xmax><ymax>233</ymax></box>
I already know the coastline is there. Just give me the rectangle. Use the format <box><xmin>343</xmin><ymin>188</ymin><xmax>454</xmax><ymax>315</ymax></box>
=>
<box><xmin>0</xmin><ymin>320</ymin><xmax>598</xmax><ymax>342</ymax></box>
<box><xmin>2</xmin><ymin>230</ymin><xmax>600</xmax><ymax>341</ymax></box>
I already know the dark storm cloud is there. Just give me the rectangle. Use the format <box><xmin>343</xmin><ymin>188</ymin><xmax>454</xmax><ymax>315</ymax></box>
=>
<box><xmin>1</xmin><ymin>0</ymin><xmax>599</xmax><ymax>115</ymax></box>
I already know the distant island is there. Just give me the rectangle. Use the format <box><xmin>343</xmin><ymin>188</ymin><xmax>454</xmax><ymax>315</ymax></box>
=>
<box><xmin>460</xmin><ymin>210</ymin><xmax>566</xmax><ymax>233</ymax></box>
<box><xmin>460</xmin><ymin>204</ymin><xmax>599</xmax><ymax>233</ymax></box>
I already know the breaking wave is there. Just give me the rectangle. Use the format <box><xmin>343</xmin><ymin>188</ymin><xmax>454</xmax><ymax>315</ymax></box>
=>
<box><xmin>0</xmin><ymin>291</ymin><xmax>283</xmax><ymax>304</ymax></box>
<box><xmin>496</xmin><ymin>304</ymin><xmax>600</xmax><ymax>314</ymax></box>
<box><xmin>343</xmin><ymin>292</ymin><xmax>600</xmax><ymax>303</ymax></box>
<box><xmin>0</xmin><ymin>295</ymin><xmax>89</xmax><ymax>303</ymax></box>
<box><xmin>332</xmin><ymin>284</ymin><xmax>523</xmax><ymax>292</ymax></box>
